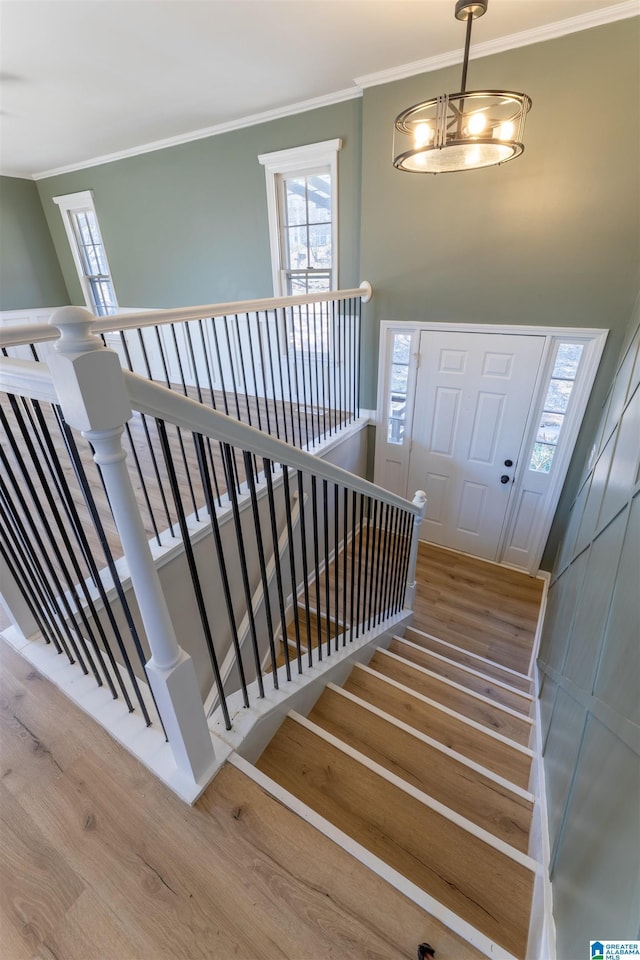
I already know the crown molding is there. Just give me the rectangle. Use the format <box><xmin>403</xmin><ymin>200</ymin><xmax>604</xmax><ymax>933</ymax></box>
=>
<box><xmin>33</xmin><ymin>87</ymin><xmax>361</xmax><ymax>181</ymax></box>
<box><xmin>354</xmin><ymin>1</ymin><xmax>639</xmax><ymax>89</ymax></box>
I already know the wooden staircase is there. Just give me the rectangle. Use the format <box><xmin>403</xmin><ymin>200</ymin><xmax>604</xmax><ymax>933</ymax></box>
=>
<box><xmin>244</xmin><ymin>543</ymin><xmax>544</xmax><ymax>959</ymax></box>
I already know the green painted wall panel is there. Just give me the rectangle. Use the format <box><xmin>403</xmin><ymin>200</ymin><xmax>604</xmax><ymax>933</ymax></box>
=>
<box><xmin>36</xmin><ymin>98</ymin><xmax>362</xmax><ymax>309</ymax></box>
<box><xmin>0</xmin><ymin>176</ymin><xmax>69</xmax><ymax>310</ymax></box>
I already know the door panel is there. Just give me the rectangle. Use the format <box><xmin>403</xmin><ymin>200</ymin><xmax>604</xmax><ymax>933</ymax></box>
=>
<box><xmin>407</xmin><ymin>331</ymin><xmax>544</xmax><ymax>560</ymax></box>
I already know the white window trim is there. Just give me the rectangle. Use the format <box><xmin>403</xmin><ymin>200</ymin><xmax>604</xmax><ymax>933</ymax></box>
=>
<box><xmin>258</xmin><ymin>139</ymin><xmax>342</xmax><ymax>297</ymax></box>
<box><xmin>53</xmin><ymin>189</ymin><xmax>118</xmax><ymax>315</ymax></box>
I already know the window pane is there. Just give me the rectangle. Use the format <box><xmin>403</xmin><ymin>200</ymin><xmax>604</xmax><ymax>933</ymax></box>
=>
<box><xmin>553</xmin><ymin>342</ymin><xmax>583</xmax><ymax>379</ymax></box>
<box><xmin>285</xmin><ymin>178</ymin><xmax>307</xmax><ymax>226</ymax></box>
<box><xmin>308</xmin><ymin>224</ymin><xmax>332</xmax><ymax>268</ymax></box>
<box><xmin>391</xmin><ymin>362</ymin><xmax>408</xmax><ymax>394</ymax></box>
<box><xmin>392</xmin><ymin>334</ymin><xmax>411</xmax><ymax>364</ymax></box>
<box><xmin>307</xmin><ymin>174</ymin><xmax>331</xmax><ymax>223</ymax></box>
<box><xmin>286</xmin><ymin>225</ymin><xmax>308</xmax><ymax>269</ymax></box>
<box><xmin>530</xmin><ymin>442</ymin><xmax>556</xmax><ymax>473</ymax></box>
<box><xmin>536</xmin><ymin>412</ymin><xmax>564</xmax><ymax>445</ymax></box>
<box><xmin>544</xmin><ymin>377</ymin><xmax>573</xmax><ymax>413</ymax></box>
<box><xmin>388</xmin><ymin>419</ymin><xmax>405</xmax><ymax>444</ymax></box>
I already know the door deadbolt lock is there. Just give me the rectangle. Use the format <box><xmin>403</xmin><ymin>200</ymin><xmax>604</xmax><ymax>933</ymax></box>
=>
<box><xmin>500</xmin><ymin>474</ymin><xmax>510</xmax><ymax>484</ymax></box>
<box><xmin>504</xmin><ymin>459</ymin><xmax>513</xmax><ymax>467</ymax></box>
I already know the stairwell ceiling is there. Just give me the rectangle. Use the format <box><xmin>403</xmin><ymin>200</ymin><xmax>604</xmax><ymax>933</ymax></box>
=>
<box><xmin>0</xmin><ymin>0</ymin><xmax>631</xmax><ymax>179</ymax></box>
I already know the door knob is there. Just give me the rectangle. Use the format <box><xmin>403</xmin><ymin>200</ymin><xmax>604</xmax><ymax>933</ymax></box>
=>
<box><xmin>500</xmin><ymin>474</ymin><xmax>510</xmax><ymax>484</ymax></box>
<box><xmin>504</xmin><ymin>459</ymin><xmax>513</xmax><ymax>467</ymax></box>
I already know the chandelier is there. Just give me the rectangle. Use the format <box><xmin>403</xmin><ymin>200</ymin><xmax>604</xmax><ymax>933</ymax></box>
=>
<box><xmin>392</xmin><ymin>0</ymin><xmax>532</xmax><ymax>174</ymax></box>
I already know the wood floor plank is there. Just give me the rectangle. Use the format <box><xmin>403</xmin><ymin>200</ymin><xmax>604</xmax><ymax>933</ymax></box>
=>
<box><xmin>342</xmin><ymin>665</ymin><xmax>532</xmax><ymax>788</ymax></box>
<box><xmin>412</xmin><ymin>543</ymin><xmax>542</xmax><ymax>676</ymax></box>
<box><xmin>369</xmin><ymin>650</ymin><xmax>533</xmax><ymax>747</ymax></box>
<box><xmin>389</xmin><ymin>638</ymin><xmax>533</xmax><ymax>715</ymax></box>
<box><xmin>257</xmin><ymin>717</ymin><xmax>534</xmax><ymax>959</ymax></box>
<box><xmin>308</xmin><ymin>686</ymin><xmax>533</xmax><ymax>852</ymax></box>
<box><xmin>0</xmin><ymin>640</ymin><xmax>484</xmax><ymax>960</ymax></box>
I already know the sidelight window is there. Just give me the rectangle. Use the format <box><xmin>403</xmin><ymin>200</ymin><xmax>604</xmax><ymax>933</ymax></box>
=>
<box><xmin>529</xmin><ymin>342</ymin><xmax>584</xmax><ymax>473</ymax></box>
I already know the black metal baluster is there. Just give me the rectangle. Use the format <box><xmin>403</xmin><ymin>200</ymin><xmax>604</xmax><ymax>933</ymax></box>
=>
<box><xmin>282</xmin><ymin>468</ymin><xmax>303</xmax><ymax>673</ymax></box>
<box><xmin>119</xmin><ymin>331</ymin><xmax>170</xmax><ymax>541</ymax></box>
<box><xmin>342</xmin><ymin>486</ymin><xmax>348</xmax><ymax>644</ymax></box>
<box><xmin>289</xmin><ymin>308</ymin><xmax>306</xmax><ymax>449</ymax></box>
<box><xmin>396</xmin><ymin>510</ymin><xmax>413</xmax><ymax>612</ymax></box>
<box><xmin>349</xmin><ymin>490</ymin><xmax>357</xmax><ymax>643</ymax></box>
<box><xmin>0</xmin><ymin>425</ymin><xmax>101</xmax><ymax>681</ymax></box>
<box><xmin>358</xmin><ymin>496</ymin><xmax>370</xmax><ymax>637</ymax></box>
<box><xmin>156</xmin><ymin>419</ymin><xmax>232</xmax><ymax>728</ymax></box>
<box><xmin>221</xmin><ymin>443</ymin><xmax>264</xmax><ymax>699</ymax></box>
<box><xmin>195</xmin><ymin>319</ymin><xmax>224</xmax><ymax>507</ymax></box>
<box><xmin>0</xmin><ymin>513</ymin><xmax>62</xmax><ymax>652</ymax></box>
<box><xmin>383</xmin><ymin>506</ymin><xmax>399</xmax><ymax>618</ymax></box>
<box><xmin>356</xmin><ymin>298</ymin><xmax>362</xmax><ymax>419</ymax></box>
<box><xmin>311</xmin><ymin>475</ymin><xmax>323</xmax><ymax>661</ymax></box>
<box><xmin>194</xmin><ymin>436</ymin><xmax>249</xmax><ymax>710</ymax></box>
<box><xmin>264</xmin><ymin>459</ymin><xmax>291</xmax><ymax>682</ymax></box>
<box><xmin>303</xmin><ymin>303</ymin><xmax>315</xmax><ymax>447</ymax></box>
<box><xmin>356</xmin><ymin>493</ymin><xmax>366</xmax><ymax>639</ymax></box>
<box><xmin>270</xmin><ymin>309</ymin><xmax>289</xmax><ymax>443</ymax></box>
<box><xmin>366</xmin><ymin>499</ymin><xmax>379</xmax><ymax>631</ymax></box>
<box><xmin>322</xmin><ymin>478</ymin><xmax>331</xmax><ymax>656</ymax></box>
<box><xmin>0</xmin><ymin>494</ymin><xmax>76</xmax><ymax>662</ymax></box>
<box><xmin>243</xmin><ymin>450</ymin><xmax>279</xmax><ymax>686</ymax></box>
<box><xmin>377</xmin><ymin>503</ymin><xmax>391</xmax><ymax>625</ymax></box>
<box><xmin>318</xmin><ymin>304</ymin><xmax>327</xmax><ymax>440</ymax></box>
<box><xmin>254</xmin><ymin>312</ymin><xmax>272</xmax><ymax>437</ymax></box>
<box><xmin>333</xmin><ymin>483</ymin><xmax>340</xmax><ymax>650</ymax></box>
<box><xmin>6</xmin><ymin>397</ymin><xmax>123</xmax><ymax>699</ymax></box>
<box><xmin>296</xmin><ymin>471</ymin><xmax>313</xmax><ymax>667</ymax></box>
<box><xmin>213</xmin><ymin>318</ymin><xmax>242</xmax><ymax>494</ymax></box>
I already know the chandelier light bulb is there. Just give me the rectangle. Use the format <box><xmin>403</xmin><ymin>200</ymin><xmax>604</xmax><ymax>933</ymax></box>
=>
<box><xmin>467</xmin><ymin>112</ymin><xmax>487</xmax><ymax>135</ymax></box>
<box><xmin>495</xmin><ymin>120</ymin><xmax>515</xmax><ymax>141</ymax></box>
<box><xmin>414</xmin><ymin>122</ymin><xmax>434</xmax><ymax>147</ymax></box>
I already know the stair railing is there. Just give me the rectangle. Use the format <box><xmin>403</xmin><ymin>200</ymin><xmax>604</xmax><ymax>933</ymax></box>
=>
<box><xmin>1</xmin><ymin>297</ymin><xmax>427</xmax><ymax>797</ymax></box>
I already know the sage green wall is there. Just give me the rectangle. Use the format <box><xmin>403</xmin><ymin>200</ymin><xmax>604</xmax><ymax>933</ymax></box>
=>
<box><xmin>0</xmin><ymin>176</ymin><xmax>69</xmax><ymax>310</ymax></box>
<box><xmin>359</xmin><ymin>18</ymin><xmax>639</xmax><ymax>567</ymax></box>
<box><xmin>537</xmin><ymin>297</ymin><xmax>640</xmax><ymax>953</ymax></box>
<box><xmin>36</xmin><ymin>99</ymin><xmax>362</xmax><ymax>309</ymax></box>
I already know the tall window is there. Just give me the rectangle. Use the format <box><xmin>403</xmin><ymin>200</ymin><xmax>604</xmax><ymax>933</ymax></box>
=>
<box><xmin>53</xmin><ymin>190</ymin><xmax>118</xmax><ymax>316</ymax></box>
<box><xmin>259</xmin><ymin>140</ymin><xmax>341</xmax><ymax>298</ymax></box>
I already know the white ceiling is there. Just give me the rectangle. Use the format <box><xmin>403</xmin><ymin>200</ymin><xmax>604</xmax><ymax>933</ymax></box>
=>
<box><xmin>1</xmin><ymin>0</ymin><xmax>634</xmax><ymax>179</ymax></box>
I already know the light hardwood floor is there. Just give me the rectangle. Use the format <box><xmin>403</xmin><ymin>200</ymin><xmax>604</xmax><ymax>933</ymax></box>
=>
<box><xmin>0</xmin><ymin>640</ymin><xmax>483</xmax><ymax>960</ymax></box>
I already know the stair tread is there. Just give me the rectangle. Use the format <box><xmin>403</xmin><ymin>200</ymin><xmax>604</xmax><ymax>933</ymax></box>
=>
<box><xmin>256</xmin><ymin>717</ymin><xmax>534</xmax><ymax>959</ymax></box>
<box><xmin>342</xmin><ymin>665</ymin><xmax>532</xmax><ymax>789</ymax></box>
<box><xmin>369</xmin><ymin>649</ymin><xmax>532</xmax><ymax>747</ymax></box>
<box><xmin>389</xmin><ymin>638</ymin><xmax>533</xmax><ymax>715</ymax></box>
<box><xmin>309</xmin><ymin>686</ymin><xmax>533</xmax><ymax>853</ymax></box>
<box><xmin>403</xmin><ymin>627</ymin><xmax>533</xmax><ymax>693</ymax></box>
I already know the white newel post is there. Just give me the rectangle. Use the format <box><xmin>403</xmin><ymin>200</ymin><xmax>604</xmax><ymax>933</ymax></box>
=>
<box><xmin>47</xmin><ymin>306</ymin><xmax>216</xmax><ymax>785</ymax></box>
<box><xmin>404</xmin><ymin>490</ymin><xmax>427</xmax><ymax>609</ymax></box>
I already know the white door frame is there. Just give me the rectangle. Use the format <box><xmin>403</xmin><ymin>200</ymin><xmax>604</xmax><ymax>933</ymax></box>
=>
<box><xmin>374</xmin><ymin>321</ymin><xmax>608</xmax><ymax>574</ymax></box>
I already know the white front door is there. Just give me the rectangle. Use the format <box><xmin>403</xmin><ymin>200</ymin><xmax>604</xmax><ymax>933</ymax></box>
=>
<box><xmin>407</xmin><ymin>330</ymin><xmax>545</xmax><ymax>560</ymax></box>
